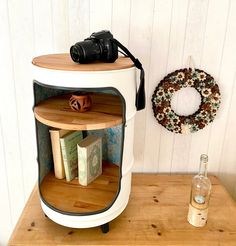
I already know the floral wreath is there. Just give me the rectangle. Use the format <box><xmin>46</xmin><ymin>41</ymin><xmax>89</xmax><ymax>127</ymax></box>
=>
<box><xmin>152</xmin><ymin>68</ymin><xmax>221</xmax><ymax>134</ymax></box>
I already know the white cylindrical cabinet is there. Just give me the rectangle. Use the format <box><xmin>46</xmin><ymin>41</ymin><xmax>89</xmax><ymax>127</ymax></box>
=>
<box><xmin>32</xmin><ymin>54</ymin><xmax>138</xmax><ymax>232</ymax></box>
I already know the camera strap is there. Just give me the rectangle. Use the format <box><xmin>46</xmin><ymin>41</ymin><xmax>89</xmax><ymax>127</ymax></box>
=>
<box><xmin>111</xmin><ymin>39</ymin><xmax>145</xmax><ymax>111</ymax></box>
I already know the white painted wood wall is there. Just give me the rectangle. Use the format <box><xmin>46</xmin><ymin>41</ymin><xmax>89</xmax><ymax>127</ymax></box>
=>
<box><xmin>1</xmin><ymin>0</ymin><xmax>236</xmax><ymax>244</ymax></box>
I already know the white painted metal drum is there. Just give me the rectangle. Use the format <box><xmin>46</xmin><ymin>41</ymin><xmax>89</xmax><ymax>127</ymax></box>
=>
<box><xmin>32</xmin><ymin>55</ymin><xmax>137</xmax><ymax>229</ymax></box>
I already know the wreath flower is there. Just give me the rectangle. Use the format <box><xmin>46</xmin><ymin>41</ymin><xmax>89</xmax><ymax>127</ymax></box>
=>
<box><xmin>198</xmin><ymin>72</ymin><xmax>207</xmax><ymax>81</ymax></box>
<box><xmin>152</xmin><ymin>68</ymin><xmax>221</xmax><ymax>134</ymax></box>
<box><xmin>176</xmin><ymin>72</ymin><xmax>185</xmax><ymax>81</ymax></box>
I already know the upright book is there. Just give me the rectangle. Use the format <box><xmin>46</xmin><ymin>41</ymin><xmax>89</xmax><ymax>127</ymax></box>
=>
<box><xmin>49</xmin><ymin>129</ymin><xmax>72</xmax><ymax>179</ymax></box>
<box><xmin>77</xmin><ymin>135</ymin><xmax>102</xmax><ymax>186</ymax></box>
<box><xmin>60</xmin><ymin>131</ymin><xmax>83</xmax><ymax>182</ymax></box>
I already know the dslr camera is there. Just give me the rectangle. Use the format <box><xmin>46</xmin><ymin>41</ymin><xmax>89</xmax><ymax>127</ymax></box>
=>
<box><xmin>70</xmin><ymin>30</ymin><xmax>145</xmax><ymax>111</ymax></box>
<box><xmin>70</xmin><ymin>30</ymin><xmax>118</xmax><ymax>64</ymax></box>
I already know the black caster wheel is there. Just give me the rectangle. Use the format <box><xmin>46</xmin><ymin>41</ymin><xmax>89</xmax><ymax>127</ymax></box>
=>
<box><xmin>100</xmin><ymin>223</ymin><xmax>109</xmax><ymax>233</ymax></box>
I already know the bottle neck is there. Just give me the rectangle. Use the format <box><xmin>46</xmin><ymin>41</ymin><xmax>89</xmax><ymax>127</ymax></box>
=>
<box><xmin>198</xmin><ymin>162</ymin><xmax>207</xmax><ymax>177</ymax></box>
<box><xmin>199</xmin><ymin>158</ymin><xmax>208</xmax><ymax>177</ymax></box>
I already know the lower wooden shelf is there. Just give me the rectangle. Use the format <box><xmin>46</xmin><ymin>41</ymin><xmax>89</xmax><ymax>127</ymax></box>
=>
<box><xmin>40</xmin><ymin>162</ymin><xmax>119</xmax><ymax>214</ymax></box>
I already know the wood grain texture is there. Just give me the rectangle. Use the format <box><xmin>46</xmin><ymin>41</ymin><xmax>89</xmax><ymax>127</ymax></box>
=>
<box><xmin>32</xmin><ymin>54</ymin><xmax>134</xmax><ymax>71</ymax></box>
<box><xmin>40</xmin><ymin>162</ymin><xmax>119</xmax><ymax>213</ymax></box>
<box><xmin>34</xmin><ymin>93</ymin><xmax>123</xmax><ymax>130</ymax></box>
<box><xmin>9</xmin><ymin>175</ymin><xmax>236</xmax><ymax>246</ymax></box>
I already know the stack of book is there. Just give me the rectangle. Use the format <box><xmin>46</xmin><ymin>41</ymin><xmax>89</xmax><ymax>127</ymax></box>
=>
<box><xmin>50</xmin><ymin>129</ymin><xmax>102</xmax><ymax>186</ymax></box>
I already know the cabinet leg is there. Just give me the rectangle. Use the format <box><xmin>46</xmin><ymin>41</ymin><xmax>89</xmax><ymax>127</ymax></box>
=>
<box><xmin>100</xmin><ymin>223</ymin><xmax>109</xmax><ymax>233</ymax></box>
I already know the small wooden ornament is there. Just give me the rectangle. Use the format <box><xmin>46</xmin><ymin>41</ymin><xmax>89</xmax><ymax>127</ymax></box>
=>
<box><xmin>69</xmin><ymin>92</ymin><xmax>92</xmax><ymax>112</ymax></box>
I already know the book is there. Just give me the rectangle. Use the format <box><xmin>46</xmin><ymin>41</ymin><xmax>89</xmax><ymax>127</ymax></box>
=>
<box><xmin>77</xmin><ymin>135</ymin><xmax>102</xmax><ymax>186</ymax></box>
<box><xmin>60</xmin><ymin>131</ymin><xmax>83</xmax><ymax>182</ymax></box>
<box><xmin>49</xmin><ymin>129</ymin><xmax>72</xmax><ymax>179</ymax></box>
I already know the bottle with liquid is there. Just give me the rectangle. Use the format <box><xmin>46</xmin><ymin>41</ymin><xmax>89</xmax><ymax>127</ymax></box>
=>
<box><xmin>187</xmin><ymin>154</ymin><xmax>212</xmax><ymax>227</ymax></box>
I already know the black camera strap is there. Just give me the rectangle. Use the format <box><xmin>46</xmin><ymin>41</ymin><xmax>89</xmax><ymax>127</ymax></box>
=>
<box><xmin>111</xmin><ymin>39</ymin><xmax>145</xmax><ymax>111</ymax></box>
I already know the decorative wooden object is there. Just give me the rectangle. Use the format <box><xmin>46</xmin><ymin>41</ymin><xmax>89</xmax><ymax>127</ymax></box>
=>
<box><xmin>8</xmin><ymin>175</ymin><xmax>236</xmax><ymax>246</ymax></box>
<box><xmin>32</xmin><ymin>54</ymin><xmax>134</xmax><ymax>71</ymax></box>
<box><xmin>40</xmin><ymin>162</ymin><xmax>119</xmax><ymax>213</ymax></box>
<box><xmin>34</xmin><ymin>93</ymin><xmax>122</xmax><ymax>130</ymax></box>
<box><xmin>69</xmin><ymin>92</ymin><xmax>92</xmax><ymax>112</ymax></box>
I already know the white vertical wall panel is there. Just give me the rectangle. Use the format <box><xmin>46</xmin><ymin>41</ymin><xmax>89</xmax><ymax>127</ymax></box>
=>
<box><xmin>219</xmin><ymin>73</ymin><xmax>236</xmax><ymax>200</ymax></box>
<box><xmin>189</xmin><ymin>0</ymin><xmax>230</xmax><ymax>173</ymax></box>
<box><xmin>0</xmin><ymin>121</ymin><xmax>13</xmax><ymax>245</ymax></box>
<box><xmin>172</xmin><ymin>0</ymin><xmax>209</xmax><ymax>173</ymax></box>
<box><xmin>129</xmin><ymin>0</ymin><xmax>155</xmax><ymax>172</ymax></box>
<box><xmin>0</xmin><ymin>0</ymin><xmax>26</xmax><ymax>232</ymax></box>
<box><xmin>207</xmin><ymin>0</ymin><xmax>232</xmax><ymax>173</ymax></box>
<box><xmin>218</xmin><ymin>0</ymin><xmax>236</xmax><ymax>199</ymax></box>
<box><xmin>89</xmin><ymin>0</ymin><xmax>113</xmax><ymax>32</ymax></box>
<box><xmin>158</xmin><ymin>0</ymin><xmax>189</xmax><ymax>173</ymax></box>
<box><xmin>112</xmin><ymin>0</ymin><xmax>131</xmax><ymax>47</ymax></box>
<box><xmin>68</xmin><ymin>0</ymin><xmax>90</xmax><ymax>45</ymax></box>
<box><xmin>51</xmin><ymin>0</ymin><xmax>70</xmax><ymax>52</ymax></box>
<box><xmin>33</xmin><ymin>0</ymin><xmax>54</xmax><ymax>55</ymax></box>
<box><xmin>1</xmin><ymin>0</ymin><xmax>236</xmax><ymax>244</ymax></box>
<box><xmin>8</xmin><ymin>0</ymin><xmax>37</xmax><ymax>201</ymax></box>
<box><xmin>143</xmin><ymin>0</ymin><xmax>173</xmax><ymax>172</ymax></box>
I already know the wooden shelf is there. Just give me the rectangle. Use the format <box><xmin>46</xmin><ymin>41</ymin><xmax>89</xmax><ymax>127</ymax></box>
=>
<box><xmin>40</xmin><ymin>162</ymin><xmax>119</xmax><ymax>214</ymax></box>
<box><xmin>32</xmin><ymin>54</ymin><xmax>134</xmax><ymax>71</ymax></box>
<box><xmin>34</xmin><ymin>93</ymin><xmax>123</xmax><ymax>130</ymax></box>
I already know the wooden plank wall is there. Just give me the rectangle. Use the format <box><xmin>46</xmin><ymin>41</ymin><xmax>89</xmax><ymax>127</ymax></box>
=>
<box><xmin>1</xmin><ymin>0</ymin><xmax>236</xmax><ymax>244</ymax></box>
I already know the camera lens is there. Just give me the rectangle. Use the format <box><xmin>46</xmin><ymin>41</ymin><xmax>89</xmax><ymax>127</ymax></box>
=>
<box><xmin>70</xmin><ymin>40</ymin><xmax>101</xmax><ymax>64</ymax></box>
<box><xmin>70</xmin><ymin>45</ymin><xmax>84</xmax><ymax>63</ymax></box>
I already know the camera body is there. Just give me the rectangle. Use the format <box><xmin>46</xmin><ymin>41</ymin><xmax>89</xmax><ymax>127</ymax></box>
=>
<box><xmin>70</xmin><ymin>30</ymin><xmax>118</xmax><ymax>64</ymax></box>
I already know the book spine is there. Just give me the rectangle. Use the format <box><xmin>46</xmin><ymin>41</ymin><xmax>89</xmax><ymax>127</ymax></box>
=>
<box><xmin>78</xmin><ymin>146</ymin><xmax>87</xmax><ymax>186</ymax></box>
<box><xmin>60</xmin><ymin>139</ymin><xmax>72</xmax><ymax>182</ymax></box>
<box><xmin>49</xmin><ymin>130</ymin><xmax>65</xmax><ymax>179</ymax></box>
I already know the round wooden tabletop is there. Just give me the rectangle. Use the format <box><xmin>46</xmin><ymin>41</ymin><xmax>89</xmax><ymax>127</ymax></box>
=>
<box><xmin>32</xmin><ymin>53</ymin><xmax>134</xmax><ymax>71</ymax></box>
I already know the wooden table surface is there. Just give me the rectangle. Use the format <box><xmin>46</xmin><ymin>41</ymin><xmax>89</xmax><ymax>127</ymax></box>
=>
<box><xmin>8</xmin><ymin>175</ymin><xmax>236</xmax><ymax>246</ymax></box>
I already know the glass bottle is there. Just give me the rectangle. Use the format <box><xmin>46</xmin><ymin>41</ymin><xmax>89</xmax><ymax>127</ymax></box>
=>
<box><xmin>187</xmin><ymin>154</ymin><xmax>212</xmax><ymax>227</ymax></box>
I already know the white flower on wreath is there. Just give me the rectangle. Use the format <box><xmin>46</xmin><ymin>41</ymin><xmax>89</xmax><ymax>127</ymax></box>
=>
<box><xmin>201</xmin><ymin>88</ymin><xmax>212</xmax><ymax>97</ymax></box>
<box><xmin>156</xmin><ymin>113</ymin><xmax>165</xmax><ymax>121</ymax></box>
<box><xmin>163</xmin><ymin>107</ymin><xmax>171</xmax><ymax>114</ymax></box>
<box><xmin>176</xmin><ymin>72</ymin><xmax>185</xmax><ymax>81</ymax></box>
<box><xmin>197</xmin><ymin>72</ymin><xmax>207</xmax><ymax>81</ymax></box>
<box><xmin>181</xmin><ymin>124</ymin><xmax>191</xmax><ymax>134</ymax></box>
<box><xmin>167</xmin><ymin>87</ymin><xmax>175</xmax><ymax>94</ymax></box>
<box><xmin>156</xmin><ymin>88</ymin><xmax>165</xmax><ymax>97</ymax></box>
<box><xmin>186</xmin><ymin>79</ymin><xmax>194</xmax><ymax>86</ymax></box>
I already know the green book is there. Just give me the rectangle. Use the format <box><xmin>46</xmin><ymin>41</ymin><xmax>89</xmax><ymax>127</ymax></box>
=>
<box><xmin>60</xmin><ymin>131</ymin><xmax>83</xmax><ymax>182</ymax></box>
<box><xmin>77</xmin><ymin>135</ymin><xmax>102</xmax><ymax>186</ymax></box>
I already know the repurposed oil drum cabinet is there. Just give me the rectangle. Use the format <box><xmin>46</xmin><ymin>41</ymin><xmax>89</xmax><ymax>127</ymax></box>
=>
<box><xmin>32</xmin><ymin>54</ymin><xmax>137</xmax><ymax>233</ymax></box>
